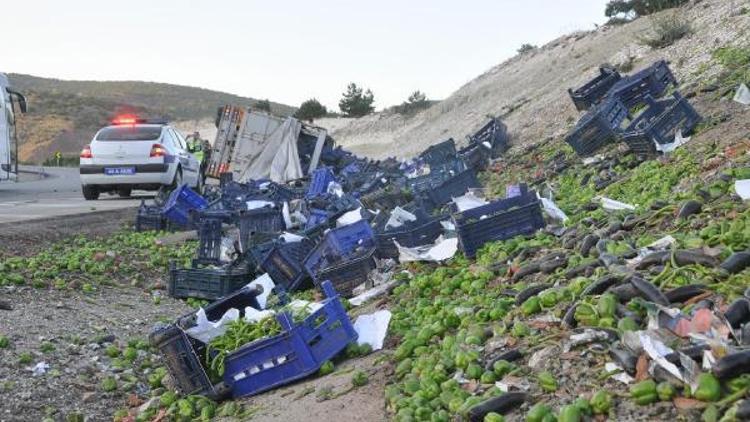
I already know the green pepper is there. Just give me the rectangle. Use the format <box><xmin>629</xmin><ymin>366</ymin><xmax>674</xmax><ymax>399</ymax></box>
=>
<box><xmin>630</xmin><ymin>379</ymin><xmax>658</xmax><ymax>405</ymax></box>
<box><xmin>591</xmin><ymin>390</ymin><xmax>611</xmax><ymax>414</ymax></box>
<box><xmin>522</xmin><ymin>297</ymin><xmax>542</xmax><ymax>316</ymax></box>
<box><xmin>695</xmin><ymin>373</ymin><xmax>721</xmax><ymax>402</ymax></box>
<box><xmin>493</xmin><ymin>360</ymin><xmax>513</xmax><ymax>378</ymax></box>
<box><xmin>558</xmin><ymin>404</ymin><xmax>582</xmax><ymax>422</ymax></box>
<box><xmin>537</xmin><ymin>371</ymin><xmax>558</xmax><ymax>392</ymax></box>
<box><xmin>657</xmin><ymin>382</ymin><xmax>676</xmax><ymax>401</ymax></box>
<box><xmin>574</xmin><ymin>303</ymin><xmax>598</xmax><ymax>326</ymax></box>
<box><xmin>484</xmin><ymin>412</ymin><xmax>505</xmax><ymax>422</ymax></box>
<box><xmin>512</xmin><ymin>321</ymin><xmax>530</xmax><ymax>337</ymax></box>
<box><xmin>597</xmin><ymin>293</ymin><xmax>616</xmax><ymax>318</ymax></box>
<box><xmin>526</xmin><ymin>403</ymin><xmax>553</xmax><ymax>422</ymax></box>
<box><xmin>598</xmin><ymin>317</ymin><xmax>615</xmax><ymax>328</ymax></box>
<box><xmin>727</xmin><ymin>374</ymin><xmax>750</xmax><ymax>393</ymax></box>
<box><xmin>617</xmin><ymin>317</ymin><xmax>638</xmax><ymax>332</ymax></box>
<box><xmin>573</xmin><ymin>397</ymin><xmax>592</xmax><ymax>416</ymax></box>
<box><xmin>539</xmin><ymin>290</ymin><xmax>558</xmax><ymax>308</ymax></box>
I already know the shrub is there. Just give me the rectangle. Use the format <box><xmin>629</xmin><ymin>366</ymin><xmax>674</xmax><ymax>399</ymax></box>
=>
<box><xmin>339</xmin><ymin>83</ymin><xmax>375</xmax><ymax>118</ymax></box>
<box><xmin>391</xmin><ymin>90</ymin><xmax>433</xmax><ymax>115</ymax></box>
<box><xmin>294</xmin><ymin>98</ymin><xmax>327</xmax><ymax>121</ymax></box>
<box><xmin>638</xmin><ymin>13</ymin><xmax>692</xmax><ymax>49</ymax></box>
<box><xmin>712</xmin><ymin>46</ymin><xmax>750</xmax><ymax>88</ymax></box>
<box><xmin>517</xmin><ymin>44</ymin><xmax>537</xmax><ymax>54</ymax></box>
<box><xmin>254</xmin><ymin>99</ymin><xmax>272</xmax><ymax>112</ymax></box>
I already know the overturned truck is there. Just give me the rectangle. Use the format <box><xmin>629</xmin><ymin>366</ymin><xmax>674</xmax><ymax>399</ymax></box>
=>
<box><xmin>206</xmin><ymin>106</ymin><xmax>331</xmax><ymax>183</ymax></box>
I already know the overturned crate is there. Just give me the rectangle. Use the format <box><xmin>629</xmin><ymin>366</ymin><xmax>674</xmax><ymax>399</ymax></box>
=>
<box><xmin>135</xmin><ymin>201</ymin><xmax>167</xmax><ymax>232</ymax></box>
<box><xmin>260</xmin><ymin>238</ymin><xmax>316</xmax><ymax>292</ymax></box>
<box><xmin>303</xmin><ymin>220</ymin><xmax>377</xmax><ymax>297</ymax></box>
<box><xmin>375</xmin><ymin>216</ymin><xmax>445</xmax><ymax>259</ymax></box>
<box><xmin>420</xmin><ymin>168</ymin><xmax>481</xmax><ymax>210</ymax></box>
<box><xmin>453</xmin><ymin>187</ymin><xmax>545</xmax><ymax>258</ymax></box>
<box><xmin>148</xmin><ymin>284</ymin><xmax>262</xmax><ymax>399</ymax></box>
<box><xmin>568</xmin><ymin>66</ymin><xmax>621</xmax><ymax>112</ymax></box>
<box><xmin>622</xmin><ymin>92</ymin><xmax>702</xmax><ymax>157</ymax></box>
<box><xmin>565</xmin><ymin>98</ymin><xmax>629</xmax><ymax>157</ymax></box>
<box><xmin>150</xmin><ymin>281</ymin><xmax>356</xmax><ymax>400</ymax></box>
<box><xmin>469</xmin><ymin>118</ymin><xmax>509</xmax><ymax>159</ymax></box>
<box><xmin>163</xmin><ymin>185</ymin><xmax>209</xmax><ymax>227</ymax></box>
<box><xmin>168</xmin><ymin>261</ymin><xmax>253</xmax><ymax>301</ymax></box>
<box><xmin>420</xmin><ymin>138</ymin><xmax>457</xmax><ymax>167</ymax></box>
<box><xmin>608</xmin><ymin>59</ymin><xmax>677</xmax><ymax>109</ymax></box>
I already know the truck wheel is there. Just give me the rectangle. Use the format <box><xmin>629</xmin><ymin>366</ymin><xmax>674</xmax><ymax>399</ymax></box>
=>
<box><xmin>117</xmin><ymin>187</ymin><xmax>132</xmax><ymax>198</ymax></box>
<box><xmin>82</xmin><ymin>185</ymin><xmax>100</xmax><ymax>200</ymax></box>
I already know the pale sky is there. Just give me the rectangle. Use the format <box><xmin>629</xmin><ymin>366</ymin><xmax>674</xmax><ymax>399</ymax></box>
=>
<box><xmin>3</xmin><ymin>0</ymin><xmax>608</xmax><ymax>110</ymax></box>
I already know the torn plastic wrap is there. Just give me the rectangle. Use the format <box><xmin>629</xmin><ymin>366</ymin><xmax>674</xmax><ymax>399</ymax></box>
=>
<box><xmin>654</xmin><ymin>130</ymin><xmax>691</xmax><ymax>154</ymax></box>
<box><xmin>396</xmin><ymin>236</ymin><xmax>458</xmax><ymax>262</ymax></box>
<box><xmin>598</xmin><ymin>196</ymin><xmax>636</xmax><ymax>211</ymax></box>
<box><xmin>452</xmin><ymin>192</ymin><xmax>488</xmax><ymax>212</ymax></box>
<box><xmin>385</xmin><ymin>207</ymin><xmax>417</xmax><ymax>229</ymax></box>
<box><xmin>352</xmin><ymin>310</ymin><xmax>392</xmax><ymax>351</ymax></box>
<box><xmin>734</xmin><ymin>83</ymin><xmax>750</xmax><ymax>106</ymax></box>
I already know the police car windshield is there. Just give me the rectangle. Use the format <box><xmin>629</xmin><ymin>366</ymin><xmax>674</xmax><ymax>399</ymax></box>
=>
<box><xmin>96</xmin><ymin>126</ymin><xmax>162</xmax><ymax>141</ymax></box>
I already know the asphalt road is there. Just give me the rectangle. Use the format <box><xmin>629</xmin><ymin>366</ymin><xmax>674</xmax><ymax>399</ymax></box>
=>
<box><xmin>0</xmin><ymin>166</ymin><xmax>153</xmax><ymax>223</ymax></box>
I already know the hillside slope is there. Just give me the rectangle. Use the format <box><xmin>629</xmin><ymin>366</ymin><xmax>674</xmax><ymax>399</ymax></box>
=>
<box><xmin>10</xmin><ymin>74</ymin><xmax>294</xmax><ymax>163</ymax></box>
<box><xmin>320</xmin><ymin>0</ymin><xmax>749</xmax><ymax>159</ymax></box>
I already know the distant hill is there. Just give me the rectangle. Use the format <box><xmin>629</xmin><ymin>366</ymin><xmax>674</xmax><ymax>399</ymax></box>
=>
<box><xmin>8</xmin><ymin>74</ymin><xmax>295</xmax><ymax>163</ymax></box>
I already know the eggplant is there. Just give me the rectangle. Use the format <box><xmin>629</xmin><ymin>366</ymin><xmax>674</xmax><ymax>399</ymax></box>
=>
<box><xmin>678</xmin><ymin>200</ymin><xmax>702</xmax><ymax>219</ymax></box>
<box><xmin>515</xmin><ymin>284</ymin><xmax>552</xmax><ymax>305</ymax></box>
<box><xmin>562</xmin><ymin>303</ymin><xmax>579</xmax><ymax>329</ymax></box>
<box><xmin>674</xmin><ymin>250</ymin><xmax>719</xmax><ymax>268</ymax></box>
<box><xmin>511</xmin><ymin>262</ymin><xmax>541</xmax><ymax>282</ymax></box>
<box><xmin>725</xmin><ymin>298</ymin><xmax>750</xmax><ymax>329</ymax></box>
<box><xmin>564</xmin><ymin>261</ymin><xmax>601</xmax><ymax>279</ymax></box>
<box><xmin>581</xmin><ymin>275</ymin><xmax>622</xmax><ymax>296</ymax></box>
<box><xmin>635</xmin><ymin>251</ymin><xmax>670</xmax><ymax>270</ymax></box>
<box><xmin>665</xmin><ymin>284</ymin><xmax>707</xmax><ymax>304</ymax></box>
<box><xmin>721</xmin><ymin>252</ymin><xmax>750</xmax><ymax>274</ymax></box>
<box><xmin>580</xmin><ymin>234</ymin><xmax>599</xmax><ymax>257</ymax></box>
<box><xmin>736</xmin><ymin>399</ymin><xmax>750</xmax><ymax>419</ymax></box>
<box><xmin>609</xmin><ymin>346</ymin><xmax>637</xmax><ymax>375</ymax></box>
<box><xmin>713</xmin><ymin>350</ymin><xmax>750</xmax><ymax>379</ymax></box>
<box><xmin>467</xmin><ymin>392</ymin><xmax>527</xmax><ymax>421</ymax></box>
<box><xmin>486</xmin><ymin>349</ymin><xmax>524</xmax><ymax>370</ymax></box>
<box><xmin>629</xmin><ymin>276</ymin><xmax>669</xmax><ymax>306</ymax></box>
<box><xmin>609</xmin><ymin>284</ymin><xmax>640</xmax><ymax>302</ymax></box>
<box><xmin>540</xmin><ymin>256</ymin><xmax>568</xmax><ymax>274</ymax></box>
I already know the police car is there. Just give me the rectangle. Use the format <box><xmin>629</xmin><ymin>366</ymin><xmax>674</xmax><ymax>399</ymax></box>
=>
<box><xmin>79</xmin><ymin>117</ymin><xmax>203</xmax><ymax>200</ymax></box>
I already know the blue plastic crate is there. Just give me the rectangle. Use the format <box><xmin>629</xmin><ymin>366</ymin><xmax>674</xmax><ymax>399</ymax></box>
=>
<box><xmin>219</xmin><ymin>172</ymin><xmax>234</xmax><ymax>189</ymax></box>
<box><xmin>260</xmin><ymin>239</ymin><xmax>316</xmax><ymax>292</ymax></box>
<box><xmin>270</xmin><ymin>184</ymin><xmax>308</xmax><ymax>202</ymax></box>
<box><xmin>420</xmin><ymin>139</ymin><xmax>457</xmax><ymax>167</ymax></box>
<box><xmin>407</xmin><ymin>158</ymin><xmax>467</xmax><ymax>193</ymax></box>
<box><xmin>236</xmin><ymin>206</ymin><xmax>285</xmax><ymax>250</ymax></box>
<box><xmin>458</xmin><ymin>142</ymin><xmax>491</xmax><ymax>172</ymax></box>
<box><xmin>305</xmin><ymin>208</ymin><xmax>330</xmax><ymax>230</ymax></box>
<box><xmin>421</xmin><ymin>168</ymin><xmax>481</xmax><ymax>210</ymax></box>
<box><xmin>306</xmin><ymin>167</ymin><xmax>335</xmax><ymax>199</ymax></box>
<box><xmin>244</xmin><ymin>237</ymin><xmax>278</xmax><ymax>271</ymax></box>
<box><xmin>608</xmin><ymin>60</ymin><xmax>677</xmax><ymax>109</ymax></box>
<box><xmin>168</xmin><ymin>262</ymin><xmax>253</xmax><ymax>301</ymax></box>
<box><xmin>565</xmin><ymin>98</ymin><xmax>629</xmax><ymax>157</ymax></box>
<box><xmin>135</xmin><ymin>201</ymin><xmax>166</xmax><ymax>232</ymax></box>
<box><xmin>223</xmin><ymin>281</ymin><xmax>357</xmax><ymax>398</ymax></box>
<box><xmin>453</xmin><ymin>189</ymin><xmax>545</xmax><ymax>258</ymax></box>
<box><xmin>360</xmin><ymin>188</ymin><xmax>413</xmax><ymax>211</ymax></box>
<box><xmin>194</xmin><ymin>209</ymin><xmax>237</xmax><ymax>265</ymax></box>
<box><xmin>312</xmin><ymin>249</ymin><xmax>376</xmax><ymax>297</ymax></box>
<box><xmin>149</xmin><ymin>284</ymin><xmax>263</xmax><ymax>399</ymax></box>
<box><xmin>469</xmin><ymin>118</ymin><xmax>510</xmax><ymax>159</ymax></box>
<box><xmin>163</xmin><ymin>185</ymin><xmax>209</xmax><ymax>226</ymax></box>
<box><xmin>568</xmin><ymin>66</ymin><xmax>622</xmax><ymax>111</ymax></box>
<box><xmin>622</xmin><ymin>92</ymin><xmax>701</xmax><ymax>156</ymax></box>
<box><xmin>375</xmin><ymin>217</ymin><xmax>445</xmax><ymax>259</ymax></box>
<box><xmin>303</xmin><ymin>220</ymin><xmax>375</xmax><ymax>276</ymax></box>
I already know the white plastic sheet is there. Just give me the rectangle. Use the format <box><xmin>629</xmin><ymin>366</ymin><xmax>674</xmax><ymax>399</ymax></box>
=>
<box><xmin>249</xmin><ymin>274</ymin><xmax>275</xmax><ymax>310</ymax></box>
<box><xmin>452</xmin><ymin>192</ymin><xmax>488</xmax><ymax>212</ymax></box>
<box><xmin>735</xmin><ymin>179</ymin><xmax>750</xmax><ymax>200</ymax></box>
<box><xmin>396</xmin><ymin>236</ymin><xmax>458</xmax><ymax>262</ymax></box>
<box><xmin>540</xmin><ymin>197</ymin><xmax>568</xmax><ymax>222</ymax></box>
<box><xmin>349</xmin><ymin>280</ymin><xmax>399</xmax><ymax>306</ymax></box>
<box><xmin>654</xmin><ymin>130</ymin><xmax>691</xmax><ymax>153</ymax></box>
<box><xmin>385</xmin><ymin>207</ymin><xmax>417</xmax><ymax>229</ymax></box>
<box><xmin>337</xmin><ymin>208</ymin><xmax>364</xmax><ymax>227</ymax></box>
<box><xmin>246</xmin><ymin>200</ymin><xmax>275</xmax><ymax>210</ymax></box>
<box><xmin>185</xmin><ymin>308</ymin><xmax>240</xmax><ymax>344</ymax></box>
<box><xmin>353</xmin><ymin>310</ymin><xmax>392</xmax><ymax>351</ymax></box>
<box><xmin>599</xmin><ymin>196</ymin><xmax>636</xmax><ymax>211</ymax></box>
<box><xmin>734</xmin><ymin>83</ymin><xmax>750</xmax><ymax>106</ymax></box>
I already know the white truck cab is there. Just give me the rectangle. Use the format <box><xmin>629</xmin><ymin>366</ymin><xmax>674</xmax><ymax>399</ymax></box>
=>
<box><xmin>0</xmin><ymin>73</ymin><xmax>27</xmax><ymax>181</ymax></box>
